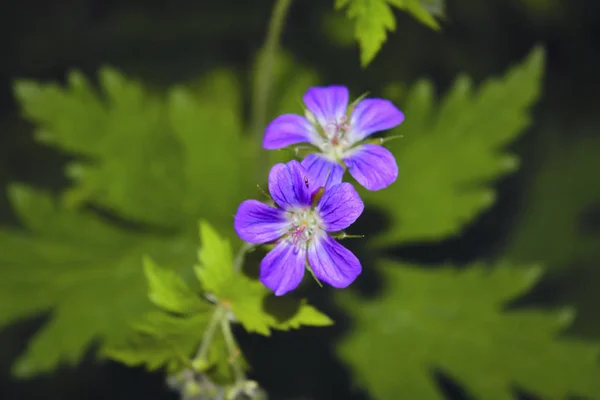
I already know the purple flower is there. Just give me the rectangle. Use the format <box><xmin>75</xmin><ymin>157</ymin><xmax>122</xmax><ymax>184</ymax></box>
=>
<box><xmin>263</xmin><ymin>85</ymin><xmax>404</xmax><ymax>191</ymax></box>
<box><xmin>234</xmin><ymin>160</ymin><xmax>364</xmax><ymax>296</ymax></box>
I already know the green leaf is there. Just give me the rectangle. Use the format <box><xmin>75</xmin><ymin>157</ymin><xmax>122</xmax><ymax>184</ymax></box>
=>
<box><xmin>502</xmin><ymin>128</ymin><xmax>600</xmax><ymax>338</ymax></box>
<box><xmin>15</xmin><ymin>68</ymin><xmax>187</xmax><ymax>227</ymax></box>
<box><xmin>167</xmin><ymin>71</ymin><xmax>255</xmax><ymax>235</ymax></box>
<box><xmin>105</xmin><ymin>257</ymin><xmax>244</xmax><ymax>381</ymax></box>
<box><xmin>0</xmin><ymin>185</ymin><xmax>198</xmax><ymax>377</ymax></box>
<box><xmin>14</xmin><ymin>67</ymin><xmax>251</xmax><ymax>235</ymax></box>
<box><xmin>225</xmin><ymin>278</ymin><xmax>334</xmax><ymax>336</ymax></box>
<box><xmin>194</xmin><ymin>221</ymin><xmax>333</xmax><ymax>336</ymax></box>
<box><xmin>271</xmin><ymin>299</ymin><xmax>334</xmax><ymax>330</ymax></box>
<box><xmin>195</xmin><ymin>221</ymin><xmax>235</xmax><ymax>294</ymax></box>
<box><xmin>336</xmin><ymin>261</ymin><xmax>600</xmax><ymax>399</ymax></box>
<box><xmin>364</xmin><ymin>46</ymin><xmax>545</xmax><ymax>246</ymax></box>
<box><xmin>335</xmin><ymin>0</ymin><xmax>441</xmax><ymax>67</ymax></box>
<box><xmin>2</xmin><ymin>66</ymin><xmax>252</xmax><ymax>376</ymax></box>
<box><xmin>102</xmin><ymin>311</ymin><xmax>209</xmax><ymax>372</ymax></box>
<box><xmin>143</xmin><ymin>256</ymin><xmax>209</xmax><ymax>315</ymax></box>
<box><xmin>504</xmin><ymin>129</ymin><xmax>600</xmax><ymax>268</ymax></box>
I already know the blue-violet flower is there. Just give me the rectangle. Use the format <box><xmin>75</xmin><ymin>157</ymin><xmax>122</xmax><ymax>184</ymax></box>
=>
<box><xmin>263</xmin><ymin>85</ymin><xmax>404</xmax><ymax>191</ymax></box>
<box><xmin>234</xmin><ymin>160</ymin><xmax>364</xmax><ymax>296</ymax></box>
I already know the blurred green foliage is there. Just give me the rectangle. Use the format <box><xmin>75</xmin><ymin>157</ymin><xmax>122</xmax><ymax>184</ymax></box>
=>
<box><xmin>0</xmin><ymin>42</ymin><xmax>328</xmax><ymax>379</ymax></box>
<box><xmin>14</xmin><ymin>68</ymin><xmax>254</xmax><ymax>232</ymax></box>
<box><xmin>0</xmin><ymin>184</ymin><xmax>196</xmax><ymax>377</ymax></box>
<box><xmin>501</xmin><ymin>124</ymin><xmax>600</xmax><ymax>338</ymax></box>
<box><xmin>334</xmin><ymin>46</ymin><xmax>600</xmax><ymax>398</ymax></box>
<box><xmin>336</xmin><ymin>261</ymin><xmax>600</xmax><ymax>399</ymax></box>
<box><xmin>361</xmin><ymin>47</ymin><xmax>544</xmax><ymax>246</ymax></box>
<box><xmin>251</xmin><ymin>50</ymin><xmax>319</xmax><ymax>169</ymax></box>
<box><xmin>504</xmin><ymin>130</ymin><xmax>600</xmax><ymax>269</ymax></box>
<box><xmin>0</xmin><ymin>66</ymin><xmax>261</xmax><ymax>377</ymax></box>
<box><xmin>0</xmin><ymin>55</ymin><xmax>333</xmax><ymax>377</ymax></box>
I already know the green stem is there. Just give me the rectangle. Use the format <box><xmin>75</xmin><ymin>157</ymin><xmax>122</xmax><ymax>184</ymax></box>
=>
<box><xmin>221</xmin><ymin>318</ymin><xmax>245</xmax><ymax>383</ymax></box>
<box><xmin>251</xmin><ymin>0</ymin><xmax>294</xmax><ymax>180</ymax></box>
<box><xmin>233</xmin><ymin>242</ymin><xmax>254</xmax><ymax>273</ymax></box>
<box><xmin>193</xmin><ymin>242</ymin><xmax>252</xmax><ymax>366</ymax></box>
<box><xmin>194</xmin><ymin>306</ymin><xmax>226</xmax><ymax>362</ymax></box>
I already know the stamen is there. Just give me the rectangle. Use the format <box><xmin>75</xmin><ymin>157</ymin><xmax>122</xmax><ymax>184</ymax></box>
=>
<box><xmin>290</xmin><ymin>223</ymin><xmax>309</xmax><ymax>244</ymax></box>
<box><xmin>326</xmin><ymin>116</ymin><xmax>349</xmax><ymax>138</ymax></box>
<box><xmin>287</xmin><ymin>208</ymin><xmax>324</xmax><ymax>246</ymax></box>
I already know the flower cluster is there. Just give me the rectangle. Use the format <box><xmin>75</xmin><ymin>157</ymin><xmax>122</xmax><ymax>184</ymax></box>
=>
<box><xmin>234</xmin><ymin>85</ymin><xmax>404</xmax><ymax>295</ymax></box>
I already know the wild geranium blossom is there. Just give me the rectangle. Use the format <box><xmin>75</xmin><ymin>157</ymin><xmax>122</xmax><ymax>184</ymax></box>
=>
<box><xmin>234</xmin><ymin>160</ymin><xmax>364</xmax><ymax>296</ymax></box>
<box><xmin>263</xmin><ymin>85</ymin><xmax>404</xmax><ymax>191</ymax></box>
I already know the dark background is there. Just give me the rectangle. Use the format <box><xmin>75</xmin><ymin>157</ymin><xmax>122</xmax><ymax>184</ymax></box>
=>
<box><xmin>1</xmin><ymin>0</ymin><xmax>599</xmax><ymax>399</ymax></box>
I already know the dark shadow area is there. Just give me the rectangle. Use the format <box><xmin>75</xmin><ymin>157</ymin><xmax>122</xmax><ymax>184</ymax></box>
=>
<box><xmin>432</xmin><ymin>369</ymin><xmax>476</xmax><ymax>400</ymax></box>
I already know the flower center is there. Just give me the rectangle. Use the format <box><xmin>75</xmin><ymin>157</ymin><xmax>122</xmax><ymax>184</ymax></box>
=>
<box><xmin>318</xmin><ymin>115</ymin><xmax>351</xmax><ymax>161</ymax></box>
<box><xmin>287</xmin><ymin>208</ymin><xmax>323</xmax><ymax>245</ymax></box>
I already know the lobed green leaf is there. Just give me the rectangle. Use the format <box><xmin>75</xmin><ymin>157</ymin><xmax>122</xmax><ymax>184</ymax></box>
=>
<box><xmin>363</xmin><ymin>46</ymin><xmax>545</xmax><ymax>246</ymax></box>
<box><xmin>336</xmin><ymin>261</ymin><xmax>600</xmax><ymax>399</ymax></box>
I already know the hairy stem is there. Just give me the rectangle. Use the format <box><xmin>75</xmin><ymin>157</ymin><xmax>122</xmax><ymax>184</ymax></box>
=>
<box><xmin>194</xmin><ymin>306</ymin><xmax>226</xmax><ymax>362</ymax></box>
<box><xmin>221</xmin><ymin>318</ymin><xmax>245</xmax><ymax>383</ymax></box>
<box><xmin>251</xmin><ymin>0</ymin><xmax>294</xmax><ymax>180</ymax></box>
<box><xmin>192</xmin><ymin>241</ymin><xmax>252</xmax><ymax>366</ymax></box>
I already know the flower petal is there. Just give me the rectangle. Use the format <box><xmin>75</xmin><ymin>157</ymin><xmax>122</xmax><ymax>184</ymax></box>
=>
<box><xmin>301</xmin><ymin>153</ymin><xmax>345</xmax><ymax>190</ymax></box>
<box><xmin>317</xmin><ymin>182</ymin><xmax>364</xmax><ymax>231</ymax></box>
<box><xmin>263</xmin><ymin>114</ymin><xmax>319</xmax><ymax>149</ymax></box>
<box><xmin>308</xmin><ymin>233</ymin><xmax>361</xmax><ymax>288</ymax></box>
<box><xmin>344</xmin><ymin>144</ymin><xmax>398</xmax><ymax>191</ymax></box>
<box><xmin>347</xmin><ymin>98</ymin><xmax>404</xmax><ymax>143</ymax></box>
<box><xmin>260</xmin><ymin>241</ymin><xmax>306</xmax><ymax>296</ymax></box>
<box><xmin>268</xmin><ymin>160</ymin><xmax>312</xmax><ymax>209</ymax></box>
<box><xmin>234</xmin><ymin>200</ymin><xmax>289</xmax><ymax>244</ymax></box>
<box><xmin>303</xmin><ymin>85</ymin><xmax>349</xmax><ymax>128</ymax></box>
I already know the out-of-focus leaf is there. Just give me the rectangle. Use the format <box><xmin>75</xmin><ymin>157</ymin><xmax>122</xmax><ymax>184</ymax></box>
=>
<box><xmin>502</xmin><ymin>127</ymin><xmax>600</xmax><ymax>338</ymax></box>
<box><xmin>167</xmin><ymin>71</ymin><xmax>255</xmax><ymax>237</ymax></box>
<box><xmin>252</xmin><ymin>51</ymin><xmax>318</xmax><ymax>119</ymax></box>
<box><xmin>102</xmin><ymin>311</ymin><xmax>209</xmax><ymax>373</ymax></box>
<box><xmin>336</xmin><ymin>261</ymin><xmax>600</xmax><ymax>399</ymax></box>
<box><xmin>0</xmin><ymin>186</ymin><xmax>198</xmax><ymax>377</ymax></box>
<box><xmin>194</xmin><ymin>222</ymin><xmax>333</xmax><ymax>336</ymax></box>
<box><xmin>335</xmin><ymin>0</ymin><xmax>441</xmax><ymax>66</ymax></box>
<box><xmin>14</xmin><ymin>67</ymin><xmax>252</xmax><ymax>235</ymax></box>
<box><xmin>15</xmin><ymin>68</ymin><xmax>186</xmax><ymax>227</ymax></box>
<box><xmin>251</xmin><ymin>50</ymin><xmax>319</xmax><ymax>168</ymax></box>
<box><xmin>322</xmin><ymin>11</ymin><xmax>356</xmax><ymax>47</ymax></box>
<box><xmin>143</xmin><ymin>256</ymin><xmax>209</xmax><ymax>314</ymax></box>
<box><xmin>504</xmin><ymin>130</ymin><xmax>600</xmax><ymax>268</ymax></box>
<box><xmin>364</xmin><ymin>46</ymin><xmax>545</xmax><ymax>246</ymax></box>
<box><xmin>2</xmin><ymin>66</ymin><xmax>254</xmax><ymax>376</ymax></box>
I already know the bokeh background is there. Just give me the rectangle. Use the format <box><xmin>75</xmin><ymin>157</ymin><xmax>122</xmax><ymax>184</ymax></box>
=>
<box><xmin>1</xmin><ymin>0</ymin><xmax>599</xmax><ymax>399</ymax></box>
